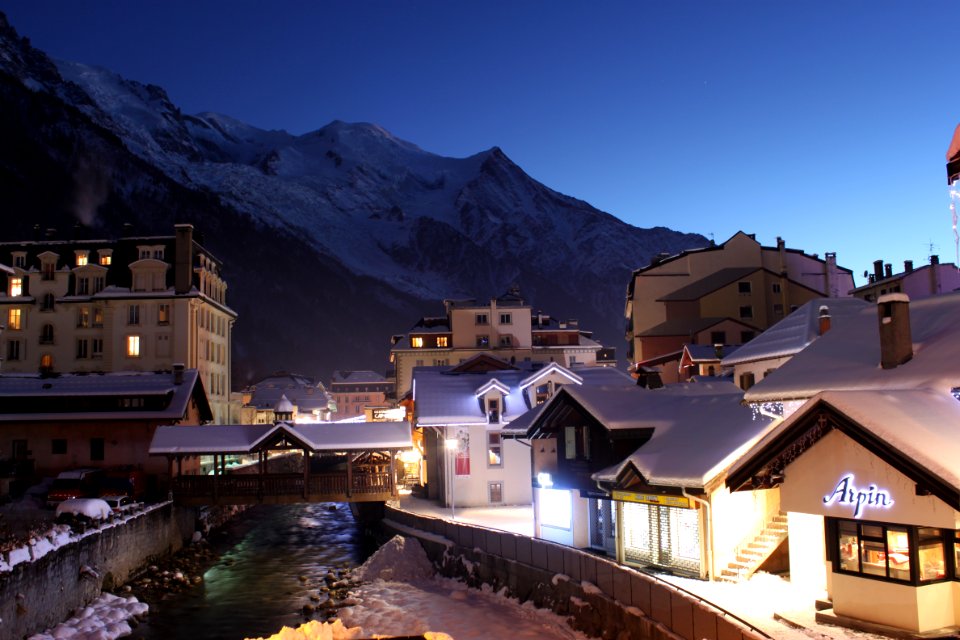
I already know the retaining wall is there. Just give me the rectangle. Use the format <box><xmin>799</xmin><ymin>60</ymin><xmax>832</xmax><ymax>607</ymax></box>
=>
<box><xmin>384</xmin><ymin>506</ymin><xmax>767</xmax><ymax>640</ymax></box>
<box><xmin>0</xmin><ymin>503</ymin><xmax>195</xmax><ymax>640</ymax></box>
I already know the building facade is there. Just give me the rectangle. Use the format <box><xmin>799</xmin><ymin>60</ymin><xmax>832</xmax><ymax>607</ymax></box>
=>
<box><xmin>625</xmin><ymin>232</ymin><xmax>854</xmax><ymax>368</ymax></box>
<box><xmin>239</xmin><ymin>372</ymin><xmax>336</xmax><ymax>424</ymax></box>
<box><xmin>850</xmin><ymin>256</ymin><xmax>960</xmax><ymax>303</ymax></box>
<box><xmin>0</xmin><ymin>224</ymin><xmax>236</xmax><ymax>422</ymax></box>
<box><xmin>329</xmin><ymin>370</ymin><xmax>394</xmax><ymax>419</ymax></box>
<box><xmin>391</xmin><ymin>286</ymin><xmax>603</xmax><ymax>397</ymax></box>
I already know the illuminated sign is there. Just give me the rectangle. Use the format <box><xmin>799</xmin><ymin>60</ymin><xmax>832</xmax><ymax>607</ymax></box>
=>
<box><xmin>822</xmin><ymin>474</ymin><xmax>894</xmax><ymax>518</ymax></box>
<box><xmin>612</xmin><ymin>490</ymin><xmax>691</xmax><ymax>509</ymax></box>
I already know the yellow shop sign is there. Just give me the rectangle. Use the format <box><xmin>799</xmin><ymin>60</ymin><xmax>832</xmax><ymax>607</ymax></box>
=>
<box><xmin>612</xmin><ymin>490</ymin><xmax>692</xmax><ymax>509</ymax></box>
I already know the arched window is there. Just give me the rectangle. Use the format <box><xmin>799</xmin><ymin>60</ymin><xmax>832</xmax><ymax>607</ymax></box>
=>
<box><xmin>40</xmin><ymin>324</ymin><xmax>54</xmax><ymax>344</ymax></box>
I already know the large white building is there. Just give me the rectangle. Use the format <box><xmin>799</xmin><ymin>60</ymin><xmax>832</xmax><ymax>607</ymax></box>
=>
<box><xmin>0</xmin><ymin>224</ymin><xmax>236</xmax><ymax>423</ymax></box>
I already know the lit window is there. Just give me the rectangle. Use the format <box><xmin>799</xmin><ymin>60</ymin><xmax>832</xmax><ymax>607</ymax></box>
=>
<box><xmin>76</xmin><ymin>251</ymin><xmax>88</xmax><ymax>266</ymax></box>
<box><xmin>7</xmin><ymin>308</ymin><xmax>21</xmax><ymax>330</ymax></box>
<box><xmin>99</xmin><ymin>251</ymin><xmax>112</xmax><ymax>266</ymax></box>
<box><xmin>127</xmin><ymin>335</ymin><xmax>141</xmax><ymax>357</ymax></box>
<box><xmin>437</xmin><ymin>336</ymin><xmax>449</xmax><ymax>348</ymax></box>
<box><xmin>9</xmin><ymin>277</ymin><xmax>23</xmax><ymax>297</ymax></box>
<box><xmin>40</xmin><ymin>353</ymin><xmax>53</xmax><ymax>371</ymax></box>
<box><xmin>411</xmin><ymin>336</ymin><xmax>424</xmax><ymax>348</ymax></box>
<box><xmin>487</xmin><ymin>433</ymin><xmax>503</xmax><ymax>467</ymax></box>
<box><xmin>93</xmin><ymin>307</ymin><xmax>104</xmax><ymax>327</ymax></box>
<box><xmin>77</xmin><ymin>307</ymin><xmax>90</xmax><ymax>328</ymax></box>
<box><xmin>158</xmin><ymin>303</ymin><xmax>170</xmax><ymax>325</ymax></box>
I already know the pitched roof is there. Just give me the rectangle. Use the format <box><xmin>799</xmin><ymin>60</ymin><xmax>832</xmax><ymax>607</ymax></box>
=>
<box><xmin>245</xmin><ymin>374</ymin><xmax>332</xmax><ymax>412</ymax></box>
<box><xmin>722</xmin><ymin>297</ymin><xmax>870</xmax><ymax>366</ymax></box>
<box><xmin>413</xmin><ymin>365</ymin><xmax>632</xmax><ymax>427</ymax></box>
<box><xmin>0</xmin><ymin>369</ymin><xmax>211</xmax><ymax>422</ymax></box>
<box><xmin>728</xmin><ymin>389</ymin><xmax>960</xmax><ymax>505</ymax></box>
<box><xmin>743</xmin><ymin>292</ymin><xmax>960</xmax><ymax>402</ymax></box>
<box><xmin>331</xmin><ymin>370</ymin><xmax>387</xmax><ymax>384</ymax></box>
<box><xmin>149</xmin><ymin>421</ymin><xmax>413</xmax><ymax>455</ymax></box>
<box><xmin>528</xmin><ymin>381</ymin><xmax>774</xmax><ymax>488</ymax></box>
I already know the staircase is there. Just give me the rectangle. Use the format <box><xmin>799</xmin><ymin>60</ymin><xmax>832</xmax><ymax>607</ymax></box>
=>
<box><xmin>719</xmin><ymin>511</ymin><xmax>789</xmax><ymax>582</ymax></box>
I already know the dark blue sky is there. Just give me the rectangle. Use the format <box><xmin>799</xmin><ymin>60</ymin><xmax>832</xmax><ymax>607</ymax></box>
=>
<box><xmin>5</xmin><ymin>1</ymin><xmax>959</xmax><ymax>281</ymax></box>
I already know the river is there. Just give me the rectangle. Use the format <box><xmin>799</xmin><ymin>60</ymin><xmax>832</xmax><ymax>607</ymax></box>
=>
<box><xmin>128</xmin><ymin>502</ymin><xmax>376</xmax><ymax>640</ymax></box>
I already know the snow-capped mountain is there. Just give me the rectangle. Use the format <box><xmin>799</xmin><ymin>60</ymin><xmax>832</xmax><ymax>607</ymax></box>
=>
<box><xmin>0</xmin><ymin>12</ymin><xmax>707</xmax><ymax>382</ymax></box>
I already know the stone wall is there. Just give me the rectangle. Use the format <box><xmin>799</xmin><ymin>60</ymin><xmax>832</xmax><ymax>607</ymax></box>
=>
<box><xmin>0</xmin><ymin>503</ymin><xmax>195</xmax><ymax>639</ymax></box>
<box><xmin>384</xmin><ymin>506</ymin><xmax>768</xmax><ymax>640</ymax></box>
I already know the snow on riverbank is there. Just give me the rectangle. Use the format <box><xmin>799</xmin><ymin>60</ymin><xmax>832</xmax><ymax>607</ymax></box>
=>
<box><xmin>26</xmin><ymin>592</ymin><xmax>148</xmax><ymax>640</ymax></box>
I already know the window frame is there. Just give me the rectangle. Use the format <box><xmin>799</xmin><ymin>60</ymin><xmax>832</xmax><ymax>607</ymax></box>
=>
<box><xmin>830</xmin><ymin>517</ymin><xmax>953</xmax><ymax>586</ymax></box>
<box><xmin>487</xmin><ymin>432</ymin><xmax>503</xmax><ymax>468</ymax></box>
<box><xmin>8</xmin><ymin>308</ymin><xmax>21</xmax><ymax>331</ymax></box>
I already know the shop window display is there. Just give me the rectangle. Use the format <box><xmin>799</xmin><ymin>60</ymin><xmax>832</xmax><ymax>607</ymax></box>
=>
<box><xmin>833</xmin><ymin>519</ymin><xmax>950</xmax><ymax>585</ymax></box>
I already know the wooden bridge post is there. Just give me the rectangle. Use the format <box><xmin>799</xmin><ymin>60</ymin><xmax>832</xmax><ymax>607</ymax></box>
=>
<box><xmin>390</xmin><ymin>451</ymin><xmax>398</xmax><ymax>498</ymax></box>
<box><xmin>303</xmin><ymin>449</ymin><xmax>309</xmax><ymax>499</ymax></box>
<box><xmin>346</xmin><ymin>453</ymin><xmax>354</xmax><ymax>498</ymax></box>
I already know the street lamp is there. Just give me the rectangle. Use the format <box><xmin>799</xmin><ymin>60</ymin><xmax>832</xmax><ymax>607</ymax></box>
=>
<box><xmin>444</xmin><ymin>436</ymin><xmax>458</xmax><ymax>519</ymax></box>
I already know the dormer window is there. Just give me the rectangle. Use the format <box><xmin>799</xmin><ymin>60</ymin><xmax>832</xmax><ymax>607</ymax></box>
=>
<box><xmin>138</xmin><ymin>247</ymin><xmax>151</xmax><ymax>260</ymax></box>
<box><xmin>98</xmin><ymin>249</ymin><xmax>112</xmax><ymax>266</ymax></box>
<box><xmin>411</xmin><ymin>336</ymin><xmax>424</xmax><ymax>348</ymax></box>
<box><xmin>12</xmin><ymin>252</ymin><xmax>26</xmax><ymax>268</ymax></box>
<box><xmin>437</xmin><ymin>336</ymin><xmax>449</xmax><ymax>348</ymax></box>
<box><xmin>487</xmin><ymin>398</ymin><xmax>500</xmax><ymax>423</ymax></box>
<box><xmin>41</xmin><ymin>261</ymin><xmax>55</xmax><ymax>281</ymax></box>
<box><xmin>75</xmin><ymin>251</ymin><xmax>88</xmax><ymax>266</ymax></box>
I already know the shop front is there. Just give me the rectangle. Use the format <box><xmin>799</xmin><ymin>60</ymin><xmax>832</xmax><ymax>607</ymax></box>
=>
<box><xmin>729</xmin><ymin>391</ymin><xmax>960</xmax><ymax>634</ymax></box>
<box><xmin>614</xmin><ymin>490</ymin><xmax>702</xmax><ymax>577</ymax></box>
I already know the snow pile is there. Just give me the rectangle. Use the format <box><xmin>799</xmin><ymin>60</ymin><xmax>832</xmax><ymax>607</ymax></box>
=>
<box><xmin>56</xmin><ymin>499</ymin><xmax>112</xmax><ymax>520</ymax></box>
<box><xmin>352</xmin><ymin>534</ymin><xmax>435</xmax><ymax>582</ymax></box>
<box><xmin>244</xmin><ymin>619</ymin><xmax>364</xmax><ymax>640</ymax></box>
<box><xmin>27</xmin><ymin>592</ymin><xmax>148</xmax><ymax>640</ymax></box>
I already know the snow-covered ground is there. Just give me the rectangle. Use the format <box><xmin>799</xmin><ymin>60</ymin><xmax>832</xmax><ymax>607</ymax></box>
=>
<box><xmin>27</xmin><ymin>592</ymin><xmax>149</xmax><ymax>640</ymax></box>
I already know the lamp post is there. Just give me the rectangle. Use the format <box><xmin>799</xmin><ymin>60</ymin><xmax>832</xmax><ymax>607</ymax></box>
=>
<box><xmin>444</xmin><ymin>435</ymin><xmax>458</xmax><ymax>520</ymax></box>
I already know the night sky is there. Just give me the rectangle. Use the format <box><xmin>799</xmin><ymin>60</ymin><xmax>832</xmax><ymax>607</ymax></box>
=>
<box><xmin>5</xmin><ymin>1</ymin><xmax>959</xmax><ymax>283</ymax></box>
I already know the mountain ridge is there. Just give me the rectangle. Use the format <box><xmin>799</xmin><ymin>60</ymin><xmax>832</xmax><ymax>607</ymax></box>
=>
<box><xmin>0</xmin><ymin>11</ymin><xmax>707</xmax><ymax>383</ymax></box>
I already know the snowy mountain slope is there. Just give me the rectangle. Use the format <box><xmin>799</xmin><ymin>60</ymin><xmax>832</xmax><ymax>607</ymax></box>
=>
<box><xmin>0</xmin><ymin>11</ymin><xmax>706</xmax><ymax>379</ymax></box>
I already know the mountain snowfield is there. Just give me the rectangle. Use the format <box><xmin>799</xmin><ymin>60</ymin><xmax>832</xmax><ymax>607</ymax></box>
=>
<box><xmin>0</xmin><ymin>12</ymin><xmax>706</xmax><ymax>379</ymax></box>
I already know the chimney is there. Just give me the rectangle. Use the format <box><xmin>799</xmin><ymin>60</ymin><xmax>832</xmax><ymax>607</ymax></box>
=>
<box><xmin>904</xmin><ymin>260</ymin><xmax>914</xmax><ymax>273</ymax></box>
<box><xmin>930</xmin><ymin>254</ymin><xmax>941</xmax><ymax>294</ymax></box>
<box><xmin>884</xmin><ymin>263</ymin><xmax>893</xmax><ymax>278</ymax></box>
<box><xmin>931</xmin><ymin>254</ymin><xmax>940</xmax><ymax>265</ymax></box>
<box><xmin>173</xmin><ymin>363</ymin><xmax>185</xmax><ymax>385</ymax></box>
<box><xmin>818</xmin><ymin>304</ymin><xmax>831</xmax><ymax>335</ymax></box>
<box><xmin>873</xmin><ymin>260</ymin><xmax>884</xmax><ymax>281</ymax></box>
<box><xmin>174</xmin><ymin>224</ymin><xmax>194</xmax><ymax>295</ymax></box>
<box><xmin>878</xmin><ymin>293</ymin><xmax>912</xmax><ymax>369</ymax></box>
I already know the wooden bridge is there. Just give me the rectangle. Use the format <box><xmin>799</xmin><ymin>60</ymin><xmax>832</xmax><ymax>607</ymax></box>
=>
<box><xmin>149</xmin><ymin>421</ymin><xmax>412</xmax><ymax>506</ymax></box>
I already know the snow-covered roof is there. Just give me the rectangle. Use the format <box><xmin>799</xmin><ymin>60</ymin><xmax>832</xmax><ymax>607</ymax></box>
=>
<box><xmin>682</xmin><ymin>344</ymin><xmax>739</xmax><ymax>363</ymax></box>
<box><xmin>275</xmin><ymin>394</ymin><xmax>295</xmax><ymax>413</ymax></box>
<box><xmin>0</xmin><ymin>369</ymin><xmax>209</xmax><ymax>422</ymax></box>
<box><xmin>744</xmin><ymin>292</ymin><xmax>960</xmax><ymax>402</ymax></box>
<box><xmin>722</xmin><ymin>297</ymin><xmax>870</xmax><ymax>366</ymax></box>
<box><xmin>526</xmin><ymin>379</ymin><xmax>773</xmax><ymax>488</ymax></box>
<box><xmin>245</xmin><ymin>374</ymin><xmax>331</xmax><ymax>412</ymax></box>
<box><xmin>149</xmin><ymin>421</ymin><xmax>412</xmax><ymax>455</ymax></box>
<box><xmin>729</xmin><ymin>389</ymin><xmax>960</xmax><ymax>500</ymax></box>
<box><xmin>331</xmin><ymin>370</ymin><xmax>387</xmax><ymax>384</ymax></box>
<box><xmin>519</xmin><ymin>363</ymin><xmax>583</xmax><ymax>391</ymax></box>
<box><xmin>414</xmin><ymin>364</ymin><xmax>632</xmax><ymax>427</ymax></box>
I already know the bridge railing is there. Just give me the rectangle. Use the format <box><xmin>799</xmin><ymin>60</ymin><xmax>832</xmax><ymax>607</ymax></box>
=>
<box><xmin>172</xmin><ymin>471</ymin><xmax>394</xmax><ymax>499</ymax></box>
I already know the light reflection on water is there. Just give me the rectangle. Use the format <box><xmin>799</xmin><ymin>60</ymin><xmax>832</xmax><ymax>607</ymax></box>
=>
<box><xmin>129</xmin><ymin>502</ymin><xmax>372</xmax><ymax>640</ymax></box>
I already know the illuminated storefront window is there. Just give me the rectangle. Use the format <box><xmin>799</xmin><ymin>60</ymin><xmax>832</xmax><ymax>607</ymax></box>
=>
<box><xmin>540</xmin><ymin>489</ymin><xmax>572</xmax><ymax>530</ymax></box>
<box><xmin>832</xmin><ymin>519</ymin><xmax>951</xmax><ymax>584</ymax></box>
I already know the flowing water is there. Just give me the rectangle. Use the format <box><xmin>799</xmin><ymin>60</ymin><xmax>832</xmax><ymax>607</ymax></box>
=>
<box><xmin>129</xmin><ymin>502</ymin><xmax>376</xmax><ymax>640</ymax></box>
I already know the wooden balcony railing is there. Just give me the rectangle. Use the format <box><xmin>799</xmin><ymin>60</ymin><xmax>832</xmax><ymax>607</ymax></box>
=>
<box><xmin>171</xmin><ymin>471</ymin><xmax>394</xmax><ymax>504</ymax></box>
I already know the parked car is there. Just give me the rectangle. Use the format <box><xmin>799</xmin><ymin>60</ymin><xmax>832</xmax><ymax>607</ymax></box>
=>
<box><xmin>46</xmin><ymin>468</ymin><xmax>104</xmax><ymax>508</ymax></box>
<box><xmin>99</xmin><ymin>493</ymin><xmax>133</xmax><ymax>512</ymax></box>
